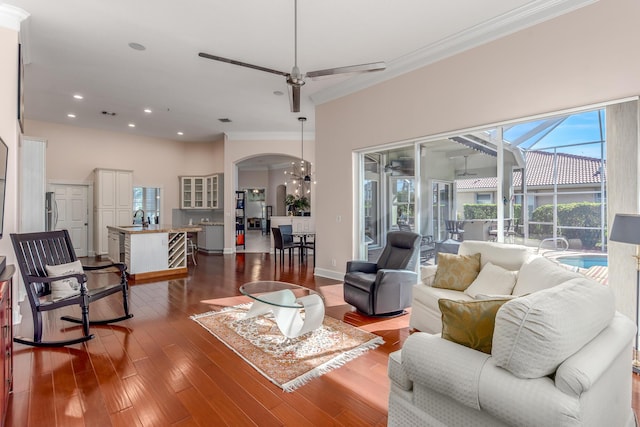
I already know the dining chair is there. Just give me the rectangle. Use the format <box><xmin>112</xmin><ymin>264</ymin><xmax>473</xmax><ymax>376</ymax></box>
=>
<box><xmin>272</xmin><ymin>227</ymin><xmax>299</xmax><ymax>264</ymax></box>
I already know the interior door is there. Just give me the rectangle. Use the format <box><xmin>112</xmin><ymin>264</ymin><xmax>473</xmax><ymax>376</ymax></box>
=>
<box><xmin>50</xmin><ymin>184</ymin><xmax>89</xmax><ymax>256</ymax></box>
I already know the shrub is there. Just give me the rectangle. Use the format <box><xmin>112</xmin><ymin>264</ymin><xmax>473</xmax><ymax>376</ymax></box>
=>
<box><xmin>529</xmin><ymin>202</ymin><xmax>603</xmax><ymax>249</ymax></box>
<box><xmin>463</xmin><ymin>204</ymin><xmax>522</xmax><ymax>221</ymax></box>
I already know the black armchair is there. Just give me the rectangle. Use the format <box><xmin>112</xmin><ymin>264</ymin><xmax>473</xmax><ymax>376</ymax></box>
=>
<box><xmin>343</xmin><ymin>231</ymin><xmax>421</xmax><ymax>316</ymax></box>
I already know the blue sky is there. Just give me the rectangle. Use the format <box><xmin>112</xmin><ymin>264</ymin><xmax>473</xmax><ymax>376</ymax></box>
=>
<box><xmin>503</xmin><ymin>109</ymin><xmax>605</xmax><ymax>158</ymax></box>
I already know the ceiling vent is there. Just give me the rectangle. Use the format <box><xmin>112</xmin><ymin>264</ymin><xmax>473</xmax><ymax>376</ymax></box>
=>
<box><xmin>218</xmin><ymin>118</ymin><xmax>232</xmax><ymax>123</ymax></box>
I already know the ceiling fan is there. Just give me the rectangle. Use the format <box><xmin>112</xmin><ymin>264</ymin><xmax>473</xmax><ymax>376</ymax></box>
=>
<box><xmin>457</xmin><ymin>156</ymin><xmax>477</xmax><ymax>177</ymax></box>
<box><xmin>198</xmin><ymin>0</ymin><xmax>386</xmax><ymax>113</ymax></box>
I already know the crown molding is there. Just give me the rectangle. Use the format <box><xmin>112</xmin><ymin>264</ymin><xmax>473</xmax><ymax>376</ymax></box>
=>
<box><xmin>311</xmin><ymin>0</ymin><xmax>598</xmax><ymax>106</ymax></box>
<box><xmin>0</xmin><ymin>4</ymin><xmax>29</xmax><ymax>32</ymax></box>
<box><xmin>225</xmin><ymin>131</ymin><xmax>315</xmax><ymax>141</ymax></box>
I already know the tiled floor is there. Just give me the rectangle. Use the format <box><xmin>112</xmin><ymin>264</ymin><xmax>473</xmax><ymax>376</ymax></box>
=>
<box><xmin>239</xmin><ymin>230</ymin><xmax>272</xmax><ymax>253</ymax></box>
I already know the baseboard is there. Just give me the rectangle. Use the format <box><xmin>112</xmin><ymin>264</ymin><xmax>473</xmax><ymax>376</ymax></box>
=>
<box><xmin>314</xmin><ymin>268</ymin><xmax>344</xmax><ymax>281</ymax></box>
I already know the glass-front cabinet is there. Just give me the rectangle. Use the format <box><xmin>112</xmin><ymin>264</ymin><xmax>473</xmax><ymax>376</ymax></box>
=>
<box><xmin>206</xmin><ymin>175</ymin><xmax>219</xmax><ymax>209</ymax></box>
<box><xmin>180</xmin><ymin>175</ymin><xmax>219</xmax><ymax>209</ymax></box>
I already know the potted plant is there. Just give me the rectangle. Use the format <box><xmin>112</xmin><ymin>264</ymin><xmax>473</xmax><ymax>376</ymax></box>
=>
<box><xmin>285</xmin><ymin>195</ymin><xmax>310</xmax><ymax>215</ymax></box>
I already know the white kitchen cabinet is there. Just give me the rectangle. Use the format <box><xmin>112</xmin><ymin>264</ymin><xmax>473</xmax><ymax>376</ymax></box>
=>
<box><xmin>180</xmin><ymin>176</ymin><xmax>204</xmax><ymax>209</ymax></box>
<box><xmin>107</xmin><ymin>229</ymin><xmax>121</xmax><ymax>263</ymax></box>
<box><xmin>127</xmin><ymin>233</ymin><xmax>169</xmax><ymax>274</ymax></box>
<box><xmin>180</xmin><ymin>174</ymin><xmax>221</xmax><ymax>209</ymax></box>
<box><xmin>94</xmin><ymin>168</ymin><xmax>133</xmax><ymax>256</ymax></box>
<box><xmin>205</xmin><ymin>175</ymin><xmax>219</xmax><ymax>209</ymax></box>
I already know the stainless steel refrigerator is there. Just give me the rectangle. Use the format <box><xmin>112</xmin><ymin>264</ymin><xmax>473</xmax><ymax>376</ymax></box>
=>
<box><xmin>45</xmin><ymin>191</ymin><xmax>57</xmax><ymax>231</ymax></box>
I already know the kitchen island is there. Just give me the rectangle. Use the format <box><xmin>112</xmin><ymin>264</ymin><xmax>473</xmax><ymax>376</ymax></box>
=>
<box><xmin>107</xmin><ymin>224</ymin><xmax>202</xmax><ymax>281</ymax></box>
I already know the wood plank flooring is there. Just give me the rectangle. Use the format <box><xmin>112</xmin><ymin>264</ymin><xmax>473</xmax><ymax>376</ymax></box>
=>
<box><xmin>6</xmin><ymin>252</ymin><xmax>640</xmax><ymax>426</ymax></box>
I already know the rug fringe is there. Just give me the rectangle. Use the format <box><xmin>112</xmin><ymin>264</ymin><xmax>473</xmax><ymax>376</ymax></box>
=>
<box><xmin>281</xmin><ymin>336</ymin><xmax>384</xmax><ymax>392</ymax></box>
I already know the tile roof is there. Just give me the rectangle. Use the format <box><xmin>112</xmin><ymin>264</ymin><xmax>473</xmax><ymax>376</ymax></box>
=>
<box><xmin>456</xmin><ymin>150</ymin><xmax>606</xmax><ymax>190</ymax></box>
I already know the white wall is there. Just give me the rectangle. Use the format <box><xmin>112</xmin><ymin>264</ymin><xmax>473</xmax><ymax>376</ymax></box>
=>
<box><xmin>314</xmin><ymin>0</ymin><xmax>640</xmax><ymax>318</ymax></box>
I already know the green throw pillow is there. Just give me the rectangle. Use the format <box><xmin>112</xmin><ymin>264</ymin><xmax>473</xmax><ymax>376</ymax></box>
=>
<box><xmin>432</xmin><ymin>253</ymin><xmax>481</xmax><ymax>291</ymax></box>
<box><xmin>439</xmin><ymin>298</ymin><xmax>510</xmax><ymax>354</ymax></box>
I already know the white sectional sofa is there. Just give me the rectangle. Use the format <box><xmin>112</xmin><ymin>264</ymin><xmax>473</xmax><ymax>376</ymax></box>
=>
<box><xmin>410</xmin><ymin>240</ymin><xmax>581</xmax><ymax>333</ymax></box>
<box><xmin>389</xmin><ymin>240</ymin><xmax>637</xmax><ymax>426</ymax></box>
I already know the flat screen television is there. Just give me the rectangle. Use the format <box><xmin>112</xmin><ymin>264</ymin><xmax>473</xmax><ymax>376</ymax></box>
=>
<box><xmin>0</xmin><ymin>138</ymin><xmax>7</xmax><ymax>239</ymax></box>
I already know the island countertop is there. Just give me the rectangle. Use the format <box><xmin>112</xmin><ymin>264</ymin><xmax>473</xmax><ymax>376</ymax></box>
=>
<box><xmin>107</xmin><ymin>224</ymin><xmax>203</xmax><ymax>234</ymax></box>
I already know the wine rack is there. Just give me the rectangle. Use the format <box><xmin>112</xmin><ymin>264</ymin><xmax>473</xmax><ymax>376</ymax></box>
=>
<box><xmin>168</xmin><ymin>232</ymin><xmax>187</xmax><ymax>269</ymax></box>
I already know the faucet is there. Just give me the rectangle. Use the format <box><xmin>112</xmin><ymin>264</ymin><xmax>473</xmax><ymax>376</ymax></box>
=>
<box><xmin>133</xmin><ymin>209</ymin><xmax>148</xmax><ymax>227</ymax></box>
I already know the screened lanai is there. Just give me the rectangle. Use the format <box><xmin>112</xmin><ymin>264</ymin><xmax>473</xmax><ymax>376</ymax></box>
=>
<box><xmin>358</xmin><ymin>108</ymin><xmax>607</xmax><ymax>264</ymax></box>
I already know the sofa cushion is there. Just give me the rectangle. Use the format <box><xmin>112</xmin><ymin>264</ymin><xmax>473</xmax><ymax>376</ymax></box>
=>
<box><xmin>439</xmin><ymin>298</ymin><xmax>510</xmax><ymax>354</ymax></box>
<box><xmin>464</xmin><ymin>262</ymin><xmax>517</xmax><ymax>298</ymax></box>
<box><xmin>432</xmin><ymin>253</ymin><xmax>481</xmax><ymax>291</ymax></box>
<box><xmin>512</xmin><ymin>256</ymin><xmax>581</xmax><ymax>296</ymax></box>
<box><xmin>45</xmin><ymin>260</ymin><xmax>83</xmax><ymax>301</ymax></box>
<box><xmin>492</xmin><ymin>277</ymin><xmax>615</xmax><ymax>379</ymax></box>
<box><xmin>459</xmin><ymin>241</ymin><xmax>529</xmax><ymax>271</ymax></box>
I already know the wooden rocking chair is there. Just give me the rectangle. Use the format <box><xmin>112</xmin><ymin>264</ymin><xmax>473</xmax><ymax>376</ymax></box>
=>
<box><xmin>11</xmin><ymin>230</ymin><xmax>133</xmax><ymax>347</ymax></box>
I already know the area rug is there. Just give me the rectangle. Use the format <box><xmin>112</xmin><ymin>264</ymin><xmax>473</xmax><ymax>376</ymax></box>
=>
<box><xmin>191</xmin><ymin>304</ymin><xmax>384</xmax><ymax>392</ymax></box>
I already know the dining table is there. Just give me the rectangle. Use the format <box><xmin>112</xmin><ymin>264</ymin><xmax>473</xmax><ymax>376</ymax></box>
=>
<box><xmin>292</xmin><ymin>231</ymin><xmax>315</xmax><ymax>263</ymax></box>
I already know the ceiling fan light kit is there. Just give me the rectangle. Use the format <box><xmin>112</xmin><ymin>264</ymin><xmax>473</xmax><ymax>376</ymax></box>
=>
<box><xmin>198</xmin><ymin>0</ymin><xmax>385</xmax><ymax>112</ymax></box>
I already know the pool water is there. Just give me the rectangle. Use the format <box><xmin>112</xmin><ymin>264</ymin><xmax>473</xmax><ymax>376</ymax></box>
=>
<box><xmin>556</xmin><ymin>255</ymin><xmax>608</xmax><ymax>268</ymax></box>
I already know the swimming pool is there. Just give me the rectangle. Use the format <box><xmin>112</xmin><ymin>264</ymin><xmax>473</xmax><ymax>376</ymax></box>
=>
<box><xmin>555</xmin><ymin>254</ymin><xmax>608</xmax><ymax>268</ymax></box>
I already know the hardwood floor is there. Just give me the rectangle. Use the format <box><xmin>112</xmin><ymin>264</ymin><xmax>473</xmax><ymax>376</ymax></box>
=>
<box><xmin>6</xmin><ymin>253</ymin><xmax>410</xmax><ymax>426</ymax></box>
<box><xmin>6</xmin><ymin>252</ymin><xmax>640</xmax><ymax>426</ymax></box>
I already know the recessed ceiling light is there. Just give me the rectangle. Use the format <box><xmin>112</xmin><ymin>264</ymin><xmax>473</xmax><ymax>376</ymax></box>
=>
<box><xmin>144</xmin><ymin>108</ymin><xmax>152</xmax><ymax>114</ymax></box>
<box><xmin>128</xmin><ymin>42</ymin><xmax>146</xmax><ymax>51</ymax></box>
<box><xmin>67</xmin><ymin>113</ymin><xmax>76</xmax><ymax>118</ymax></box>
<box><xmin>128</xmin><ymin>123</ymin><xmax>135</xmax><ymax>128</ymax></box>
<box><xmin>177</xmin><ymin>131</ymin><xmax>184</xmax><ymax>136</ymax></box>
<box><xmin>73</xmin><ymin>94</ymin><xmax>83</xmax><ymax>100</ymax></box>
<box><xmin>273</xmin><ymin>90</ymin><xmax>284</xmax><ymax>96</ymax></box>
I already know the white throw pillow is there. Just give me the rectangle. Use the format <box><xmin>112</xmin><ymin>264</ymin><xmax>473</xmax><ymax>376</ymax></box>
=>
<box><xmin>464</xmin><ymin>262</ymin><xmax>517</xmax><ymax>298</ymax></box>
<box><xmin>492</xmin><ymin>277</ymin><xmax>614</xmax><ymax>379</ymax></box>
<box><xmin>512</xmin><ymin>256</ymin><xmax>581</xmax><ymax>296</ymax></box>
<box><xmin>45</xmin><ymin>260</ymin><xmax>84</xmax><ymax>301</ymax></box>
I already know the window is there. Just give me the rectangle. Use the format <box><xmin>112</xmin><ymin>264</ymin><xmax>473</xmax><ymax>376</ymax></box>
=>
<box><xmin>476</xmin><ymin>193</ymin><xmax>492</xmax><ymax>204</ymax></box>
<box><xmin>133</xmin><ymin>187</ymin><xmax>161</xmax><ymax>224</ymax></box>
<box><xmin>390</xmin><ymin>177</ymin><xmax>415</xmax><ymax>226</ymax></box>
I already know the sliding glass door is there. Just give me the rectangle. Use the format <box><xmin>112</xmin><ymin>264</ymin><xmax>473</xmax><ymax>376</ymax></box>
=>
<box><xmin>432</xmin><ymin>181</ymin><xmax>453</xmax><ymax>241</ymax></box>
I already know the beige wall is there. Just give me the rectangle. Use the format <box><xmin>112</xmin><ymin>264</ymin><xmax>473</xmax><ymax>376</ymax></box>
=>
<box><xmin>223</xmin><ymin>137</ymin><xmax>315</xmax><ymax>251</ymax></box>
<box><xmin>314</xmin><ymin>0</ymin><xmax>640</xmax><ymax>296</ymax></box>
<box><xmin>24</xmin><ymin>120</ymin><xmax>224</xmax><ymax>227</ymax></box>
<box><xmin>0</xmin><ymin>22</ymin><xmax>23</xmax><ymax>323</ymax></box>
<box><xmin>0</xmin><ymin>26</ymin><xmax>20</xmax><ymax>268</ymax></box>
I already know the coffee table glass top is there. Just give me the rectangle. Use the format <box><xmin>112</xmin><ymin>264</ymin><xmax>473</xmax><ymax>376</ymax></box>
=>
<box><xmin>239</xmin><ymin>281</ymin><xmax>321</xmax><ymax>309</ymax></box>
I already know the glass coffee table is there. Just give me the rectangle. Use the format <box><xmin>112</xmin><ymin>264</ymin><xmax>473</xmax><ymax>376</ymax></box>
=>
<box><xmin>239</xmin><ymin>281</ymin><xmax>325</xmax><ymax>339</ymax></box>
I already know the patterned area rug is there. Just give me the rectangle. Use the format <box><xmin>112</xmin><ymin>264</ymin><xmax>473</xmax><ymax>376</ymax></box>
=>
<box><xmin>191</xmin><ymin>304</ymin><xmax>384</xmax><ymax>392</ymax></box>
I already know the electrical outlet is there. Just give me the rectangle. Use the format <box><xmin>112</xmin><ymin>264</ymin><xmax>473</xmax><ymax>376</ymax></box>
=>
<box><xmin>331</xmin><ymin>259</ymin><xmax>337</xmax><ymax>267</ymax></box>
<box><xmin>336</xmin><ymin>215</ymin><xmax>341</xmax><ymax>223</ymax></box>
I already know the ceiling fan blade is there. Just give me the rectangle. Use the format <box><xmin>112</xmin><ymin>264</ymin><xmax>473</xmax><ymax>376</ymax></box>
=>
<box><xmin>306</xmin><ymin>61</ymin><xmax>386</xmax><ymax>79</ymax></box>
<box><xmin>288</xmin><ymin>85</ymin><xmax>301</xmax><ymax>113</ymax></box>
<box><xmin>198</xmin><ymin>52</ymin><xmax>288</xmax><ymax>77</ymax></box>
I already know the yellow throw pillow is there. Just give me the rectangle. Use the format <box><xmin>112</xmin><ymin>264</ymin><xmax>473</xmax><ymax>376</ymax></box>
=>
<box><xmin>432</xmin><ymin>253</ymin><xmax>481</xmax><ymax>291</ymax></box>
<box><xmin>439</xmin><ymin>298</ymin><xmax>510</xmax><ymax>354</ymax></box>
